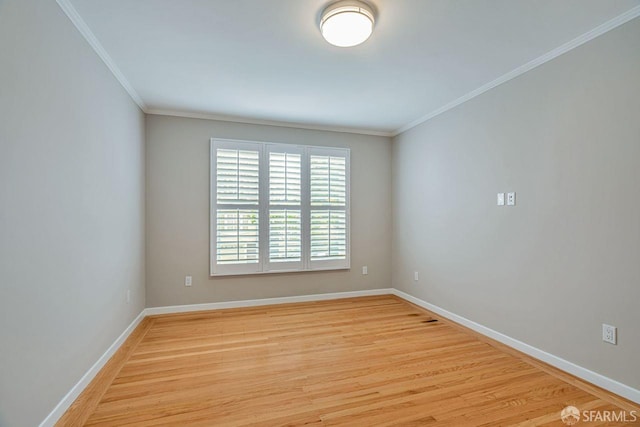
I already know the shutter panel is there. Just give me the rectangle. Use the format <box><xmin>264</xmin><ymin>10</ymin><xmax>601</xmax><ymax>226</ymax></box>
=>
<box><xmin>310</xmin><ymin>210</ymin><xmax>346</xmax><ymax>260</ymax></box>
<box><xmin>269</xmin><ymin>152</ymin><xmax>301</xmax><ymax>205</ymax></box>
<box><xmin>267</xmin><ymin>148</ymin><xmax>303</xmax><ymax>268</ymax></box>
<box><xmin>309</xmin><ymin>152</ymin><xmax>348</xmax><ymax>265</ymax></box>
<box><xmin>212</xmin><ymin>142</ymin><xmax>262</xmax><ymax>274</ymax></box>
<box><xmin>216</xmin><ymin>209</ymin><xmax>259</xmax><ymax>264</ymax></box>
<box><xmin>217</xmin><ymin>149</ymin><xmax>259</xmax><ymax>204</ymax></box>
<box><xmin>310</xmin><ymin>155</ymin><xmax>346</xmax><ymax>206</ymax></box>
<box><xmin>269</xmin><ymin>209</ymin><xmax>301</xmax><ymax>262</ymax></box>
<box><xmin>215</xmin><ymin>147</ymin><xmax>260</xmax><ymax>264</ymax></box>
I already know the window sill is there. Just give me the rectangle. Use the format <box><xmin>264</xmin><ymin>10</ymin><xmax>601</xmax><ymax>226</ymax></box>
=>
<box><xmin>210</xmin><ymin>266</ymin><xmax>350</xmax><ymax>278</ymax></box>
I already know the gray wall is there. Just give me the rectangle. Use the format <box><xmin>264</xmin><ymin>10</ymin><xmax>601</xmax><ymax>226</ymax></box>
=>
<box><xmin>0</xmin><ymin>1</ymin><xmax>146</xmax><ymax>426</ymax></box>
<box><xmin>146</xmin><ymin>115</ymin><xmax>391</xmax><ymax>307</ymax></box>
<box><xmin>392</xmin><ymin>18</ymin><xmax>640</xmax><ymax>389</ymax></box>
<box><xmin>1</xmin><ymin>1</ymin><xmax>637</xmax><ymax>424</ymax></box>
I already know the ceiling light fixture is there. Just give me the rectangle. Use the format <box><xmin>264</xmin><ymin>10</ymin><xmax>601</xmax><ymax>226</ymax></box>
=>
<box><xmin>320</xmin><ymin>1</ymin><xmax>376</xmax><ymax>48</ymax></box>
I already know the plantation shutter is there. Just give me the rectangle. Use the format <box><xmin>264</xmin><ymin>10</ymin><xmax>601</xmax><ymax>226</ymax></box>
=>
<box><xmin>211</xmin><ymin>139</ymin><xmax>349</xmax><ymax>275</ymax></box>
<box><xmin>211</xmin><ymin>141</ymin><xmax>262</xmax><ymax>275</ymax></box>
<box><xmin>266</xmin><ymin>147</ymin><xmax>303</xmax><ymax>270</ymax></box>
<box><xmin>308</xmin><ymin>147</ymin><xmax>350</xmax><ymax>270</ymax></box>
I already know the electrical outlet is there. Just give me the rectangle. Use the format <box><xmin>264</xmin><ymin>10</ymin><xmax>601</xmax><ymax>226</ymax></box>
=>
<box><xmin>507</xmin><ymin>192</ymin><xmax>516</xmax><ymax>206</ymax></box>
<box><xmin>185</xmin><ymin>275</ymin><xmax>192</xmax><ymax>287</ymax></box>
<box><xmin>362</xmin><ymin>266</ymin><xmax>368</xmax><ymax>275</ymax></box>
<box><xmin>414</xmin><ymin>271</ymin><xmax>419</xmax><ymax>281</ymax></box>
<box><xmin>602</xmin><ymin>324</ymin><xmax>617</xmax><ymax>345</ymax></box>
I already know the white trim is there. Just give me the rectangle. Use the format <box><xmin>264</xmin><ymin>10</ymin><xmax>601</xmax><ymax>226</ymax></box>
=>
<box><xmin>392</xmin><ymin>6</ymin><xmax>640</xmax><ymax>136</ymax></box>
<box><xmin>38</xmin><ymin>289</ymin><xmax>391</xmax><ymax>425</ymax></box>
<box><xmin>40</xmin><ymin>287</ymin><xmax>640</xmax><ymax>426</ymax></box>
<box><xmin>391</xmin><ymin>289</ymin><xmax>640</xmax><ymax>405</ymax></box>
<box><xmin>209</xmin><ymin>266</ymin><xmax>351</xmax><ymax>277</ymax></box>
<box><xmin>39</xmin><ymin>310</ymin><xmax>146</xmax><ymax>427</ymax></box>
<box><xmin>56</xmin><ymin>0</ymin><xmax>146</xmax><ymax>110</ymax></box>
<box><xmin>55</xmin><ymin>0</ymin><xmax>389</xmax><ymax>138</ymax></box>
<box><xmin>145</xmin><ymin>288</ymin><xmax>393</xmax><ymax>316</ymax></box>
<box><xmin>146</xmin><ymin>109</ymin><xmax>394</xmax><ymax>137</ymax></box>
<box><xmin>57</xmin><ymin>0</ymin><xmax>639</xmax><ymax>139</ymax></box>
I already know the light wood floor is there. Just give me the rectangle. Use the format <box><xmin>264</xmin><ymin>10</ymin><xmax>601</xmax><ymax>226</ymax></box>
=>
<box><xmin>58</xmin><ymin>295</ymin><xmax>639</xmax><ymax>426</ymax></box>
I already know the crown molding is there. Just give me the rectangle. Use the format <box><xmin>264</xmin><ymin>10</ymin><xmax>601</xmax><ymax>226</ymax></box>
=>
<box><xmin>393</xmin><ymin>6</ymin><xmax>640</xmax><ymax>137</ymax></box>
<box><xmin>55</xmin><ymin>0</ymin><xmax>388</xmax><ymax>136</ymax></box>
<box><xmin>56</xmin><ymin>0</ymin><xmax>146</xmax><ymax>111</ymax></box>
<box><xmin>145</xmin><ymin>108</ymin><xmax>394</xmax><ymax>137</ymax></box>
<box><xmin>57</xmin><ymin>0</ymin><xmax>639</xmax><ymax>139</ymax></box>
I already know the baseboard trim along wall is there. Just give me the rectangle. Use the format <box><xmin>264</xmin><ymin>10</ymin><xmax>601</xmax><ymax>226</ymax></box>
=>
<box><xmin>144</xmin><ymin>288</ymin><xmax>394</xmax><ymax>316</ymax></box>
<box><xmin>39</xmin><ymin>288</ymin><xmax>392</xmax><ymax>425</ymax></box>
<box><xmin>40</xmin><ymin>287</ymin><xmax>639</xmax><ymax>425</ymax></box>
<box><xmin>390</xmin><ymin>289</ymin><xmax>640</xmax><ymax>405</ymax></box>
<box><xmin>39</xmin><ymin>310</ymin><xmax>147</xmax><ymax>427</ymax></box>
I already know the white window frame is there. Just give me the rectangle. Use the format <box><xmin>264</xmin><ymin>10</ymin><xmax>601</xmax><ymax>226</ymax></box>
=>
<box><xmin>210</xmin><ymin>138</ymin><xmax>350</xmax><ymax>276</ymax></box>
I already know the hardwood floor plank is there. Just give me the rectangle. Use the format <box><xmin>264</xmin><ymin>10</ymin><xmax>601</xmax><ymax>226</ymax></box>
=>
<box><xmin>57</xmin><ymin>296</ymin><xmax>639</xmax><ymax>426</ymax></box>
<box><xmin>55</xmin><ymin>317</ymin><xmax>155</xmax><ymax>427</ymax></box>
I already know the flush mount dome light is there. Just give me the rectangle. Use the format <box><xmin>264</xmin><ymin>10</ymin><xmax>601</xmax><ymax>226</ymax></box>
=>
<box><xmin>320</xmin><ymin>1</ymin><xmax>375</xmax><ymax>47</ymax></box>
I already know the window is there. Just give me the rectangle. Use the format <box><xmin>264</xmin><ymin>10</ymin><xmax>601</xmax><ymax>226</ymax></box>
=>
<box><xmin>211</xmin><ymin>139</ymin><xmax>350</xmax><ymax>276</ymax></box>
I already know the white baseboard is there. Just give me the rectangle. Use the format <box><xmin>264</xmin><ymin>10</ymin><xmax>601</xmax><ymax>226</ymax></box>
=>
<box><xmin>144</xmin><ymin>288</ymin><xmax>394</xmax><ymax>316</ymax></box>
<box><xmin>40</xmin><ymin>289</ymin><xmax>393</xmax><ymax>426</ymax></box>
<box><xmin>41</xmin><ymin>287</ymin><xmax>639</xmax><ymax>426</ymax></box>
<box><xmin>39</xmin><ymin>310</ymin><xmax>147</xmax><ymax>427</ymax></box>
<box><xmin>391</xmin><ymin>289</ymin><xmax>640</xmax><ymax>405</ymax></box>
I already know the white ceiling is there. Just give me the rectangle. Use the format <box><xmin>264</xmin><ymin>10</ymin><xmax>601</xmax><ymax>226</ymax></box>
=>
<box><xmin>66</xmin><ymin>0</ymin><xmax>640</xmax><ymax>135</ymax></box>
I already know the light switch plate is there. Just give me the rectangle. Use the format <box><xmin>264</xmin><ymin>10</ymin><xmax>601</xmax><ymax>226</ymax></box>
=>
<box><xmin>497</xmin><ymin>193</ymin><xmax>505</xmax><ymax>206</ymax></box>
<box><xmin>507</xmin><ymin>192</ymin><xmax>516</xmax><ymax>206</ymax></box>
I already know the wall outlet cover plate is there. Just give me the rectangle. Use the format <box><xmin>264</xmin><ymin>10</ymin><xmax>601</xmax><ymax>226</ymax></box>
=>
<box><xmin>602</xmin><ymin>324</ymin><xmax>617</xmax><ymax>345</ymax></box>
